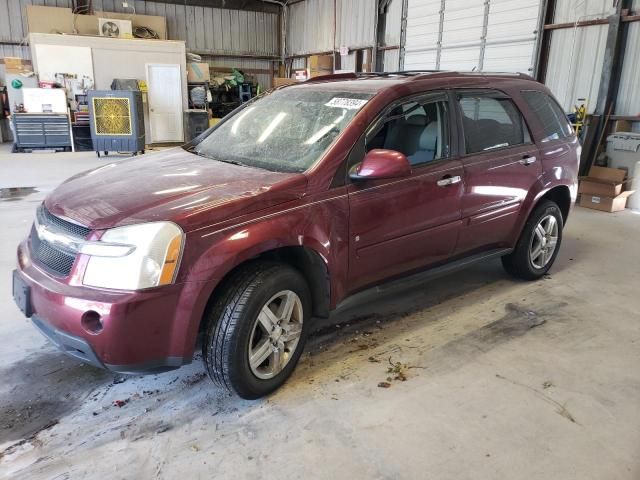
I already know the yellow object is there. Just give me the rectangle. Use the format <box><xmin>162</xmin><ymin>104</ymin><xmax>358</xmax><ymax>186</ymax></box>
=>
<box><xmin>92</xmin><ymin>97</ymin><xmax>132</xmax><ymax>136</ymax></box>
<box><xmin>209</xmin><ymin>118</ymin><xmax>221</xmax><ymax>127</ymax></box>
<box><xmin>159</xmin><ymin>235</ymin><xmax>183</xmax><ymax>285</ymax></box>
<box><xmin>138</xmin><ymin>80</ymin><xmax>148</xmax><ymax>93</ymax></box>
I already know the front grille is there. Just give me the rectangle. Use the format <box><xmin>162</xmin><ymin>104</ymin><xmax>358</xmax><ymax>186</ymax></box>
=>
<box><xmin>37</xmin><ymin>205</ymin><xmax>91</xmax><ymax>238</ymax></box>
<box><xmin>30</xmin><ymin>206</ymin><xmax>90</xmax><ymax>277</ymax></box>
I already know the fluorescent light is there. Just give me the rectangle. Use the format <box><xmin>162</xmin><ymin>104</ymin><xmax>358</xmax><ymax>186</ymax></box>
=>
<box><xmin>231</xmin><ymin>107</ymin><xmax>255</xmax><ymax>134</ymax></box>
<box><xmin>305</xmin><ymin>125</ymin><xmax>334</xmax><ymax>145</ymax></box>
<box><xmin>304</xmin><ymin>111</ymin><xmax>346</xmax><ymax>145</ymax></box>
<box><xmin>258</xmin><ymin>112</ymin><xmax>287</xmax><ymax>143</ymax></box>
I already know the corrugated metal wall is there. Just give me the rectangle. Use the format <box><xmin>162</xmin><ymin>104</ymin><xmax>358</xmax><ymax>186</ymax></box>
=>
<box><xmin>286</xmin><ymin>0</ymin><xmax>376</xmax><ymax>56</ymax></box>
<box><xmin>553</xmin><ymin>0</ymin><xmax>614</xmax><ymax>23</ymax></box>
<box><xmin>383</xmin><ymin>0</ymin><xmax>403</xmax><ymax>70</ymax></box>
<box><xmin>286</xmin><ymin>0</ymin><xmax>334</xmax><ymax>55</ymax></box>
<box><xmin>0</xmin><ymin>0</ymin><xmax>280</xmax><ymax>58</ymax></box>
<box><xmin>544</xmin><ymin>24</ymin><xmax>608</xmax><ymax>114</ymax></box>
<box><xmin>543</xmin><ymin>0</ymin><xmax>639</xmax><ymax>116</ymax></box>
<box><xmin>403</xmin><ymin>0</ymin><xmax>542</xmax><ymax>73</ymax></box>
<box><xmin>616</xmin><ymin>21</ymin><xmax>640</xmax><ymax>116</ymax></box>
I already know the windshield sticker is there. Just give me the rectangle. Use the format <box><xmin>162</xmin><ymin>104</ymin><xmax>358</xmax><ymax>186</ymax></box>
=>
<box><xmin>324</xmin><ymin>97</ymin><xmax>368</xmax><ymax>110</ymax></box>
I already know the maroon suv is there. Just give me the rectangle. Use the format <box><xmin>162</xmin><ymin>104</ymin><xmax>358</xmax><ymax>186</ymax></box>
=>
<box><xmin>13</xmin><ymin>72</ymin><xmax>579</xmax><ymax>398</ymax></box>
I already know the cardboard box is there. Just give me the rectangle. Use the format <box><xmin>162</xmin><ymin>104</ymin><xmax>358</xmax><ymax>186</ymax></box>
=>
<box><xmin>578</xmin><ymin>166</ymin><xmax>626</xmax><ymax>197</ymax></box>
<box><xmin>272</xmin><ymin>77</ymin><xmax>296</xmax><ymax>88</ymax></box>
<box><xmin>578</xmin><ymin>166</ymin><xmax>635</xmax><ymax>212</ymax></box>
<box><xmin>612</xmin><ymin>120</ymin><xmax>632</xmax><ymax>133</ymax></box>
<box><xmin>308</xmin><ymin>55</ymin><xmax>333</xmax><ymax>70</ymax></box>
<box><xmin>3</xmin><ymin>57</ymin><xmax>30</xmax><ymax>73</ymax></box>
<box><xmin>187</xmin><ymin>63</ymin><xmax>210</xmax><ymax>83</ymax></box>
<box><xmin>578</xmin><ymin>192</ymin><xmax>634</xmax><ymax>212</ymax></box>
<box><xmin>308</xmin><ymin>54</ymin><xmax>333</xmax><ymax>78</ymax></box>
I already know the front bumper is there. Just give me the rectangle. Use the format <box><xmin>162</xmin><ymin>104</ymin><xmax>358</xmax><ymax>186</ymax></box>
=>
<box><xmin>14</xmin><ymin>240</ymin><xmax>206</xmax><ymax>374</ymax></box>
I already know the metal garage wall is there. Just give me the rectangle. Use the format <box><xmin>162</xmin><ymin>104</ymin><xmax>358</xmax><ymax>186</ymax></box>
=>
<box><xmin>403</xmin><ymin>0</ymin><xmax>543</xmax><ymax>73</ymax></box>
<box><xmin>543</xmin><ymin>23</ymin><xmax>608</xmax><ymax>114</ymax></box>
<box><xmin>383</xmin><ymin>0</ymin><xmax>403</xmax><ymax>70</ymax></box>
<box><xmin>337</xmin><ymin>0</ymin><xmax>376</xmax><ymax>49</ymax></box>
<box><xmin>0</xmin><ymin>0</ymin><xmax>280</xmax><ymax>57</ymax></box>
<box><xmin>542</xmin><ymin>0</ymin><xmax>630</xmax><ymax>115</ymax></box>
<box><xmin>482</xmin><ymin>0</ymin><xmax>543</xmax><ymax>72</ymax></box>
<box><xmin>553</xmin><ymin>0</ymin><xmax>614</xmax><ymax>23</ymax></box>
<box><xmin>286</xmin><ymin>0</ymin><xmax>376</xmax><ymax>56</ymax></box>
<box><xmin>403</xmin><ymin>0</ymin><xmax>442</xmax><ymax>69</ymax></box>
<box><xmin>616</xmin><ymin>21</ymin><xmax>640</xmax><ymax>116</ymax></box>
<box><xmin>286</xmin><ymin>0</ymin><xmax>334</xmax><ymax>55</ymax></box>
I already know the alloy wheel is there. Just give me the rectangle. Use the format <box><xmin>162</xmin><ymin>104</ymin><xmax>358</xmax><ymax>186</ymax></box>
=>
<box><xmin>529</xmin><ymin>214</ymin><xmax>559</xmax><ymax>269</ymax></box>
<box><xmin>248</xmin><ymin>290</ymin><xmax>304</xmax><ymax>380</ymax></box>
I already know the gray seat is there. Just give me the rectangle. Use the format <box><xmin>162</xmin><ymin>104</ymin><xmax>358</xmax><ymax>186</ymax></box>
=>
<box><xmin>408</xmin><ymin>121</ymin><xmax>438</xmax><ymax>165</ymax></box>
<box><xmin>384</xmin><ymin>114</ymin><xmax>427</xmax><ymax>157</ymax></box>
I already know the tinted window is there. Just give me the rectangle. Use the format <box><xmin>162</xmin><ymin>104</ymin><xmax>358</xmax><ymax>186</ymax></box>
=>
<box><xmin>521</xmin><ymin>90</ymin><xmax>572</xmax><ymax>142</ymax></box>
<box><xmin>367</xmin><ymin>99</ymin><xmax>450</xmax><ymax>166</ymax></box>
<box><xmin>459</xmin><ymin>95</ymin><xmax>527</xmax><ymax>153</ymax></box>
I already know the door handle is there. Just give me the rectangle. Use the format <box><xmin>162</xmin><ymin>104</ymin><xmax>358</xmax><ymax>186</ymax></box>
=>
<box><xmin>519</xmin><ymin>155</ymin><xmax>537</xmax><ymax>165</ymax></box>
<box><xmin>437</xmin><ymin>175</ymin><xmax>462</xmax><ymax>187</ymax></box>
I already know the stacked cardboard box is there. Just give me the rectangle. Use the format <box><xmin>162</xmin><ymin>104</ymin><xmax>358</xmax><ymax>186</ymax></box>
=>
<box><xmin>308</xmin><ymin>55</ymin><xmax>333</xmax><ymax>78</ymax></box>
<box><xmin>187</xmin><ymin>63</ymin><xmax>210</xmax><ymax>83</ymax></box>
<box><xmin>578</xmin><ymin>166</ymin><xmax>634</xmax><ymax>212</ymax></box>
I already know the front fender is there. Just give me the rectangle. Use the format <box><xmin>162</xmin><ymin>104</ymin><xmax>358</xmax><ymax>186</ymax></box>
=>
<box><xmin>173</xmin><ymin>191</ymin><xmax>351</xmax><ymax>357</ymax></box>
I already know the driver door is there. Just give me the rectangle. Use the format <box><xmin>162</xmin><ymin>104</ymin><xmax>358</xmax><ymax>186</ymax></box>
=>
<box><xmin>347</xmin><ymin>92</ymin><xmax>464</xmax><ymax>292</ymax></box>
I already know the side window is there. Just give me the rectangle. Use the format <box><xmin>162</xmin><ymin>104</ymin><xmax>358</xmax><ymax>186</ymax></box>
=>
<box><xmin>458</xmin><ymin>94</ymin><xmax>529</xmax><ymax>154</ymax></box>
<box><xmin>366</xmin><ymin>99</ymin><xmax>450</xmax><ymax>166</ymax></box>
<box><xmin>520</xmin><ymin>90</ymin><xmax>573</xmax><ymax>142</ymax></box>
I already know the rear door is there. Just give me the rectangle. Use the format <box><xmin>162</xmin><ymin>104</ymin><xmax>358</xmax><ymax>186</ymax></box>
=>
<box><xmin>453</xmin><ymin>90</ymin><xmax>542</xmax><ymax>255</ymax></box>
<box><xmin>347</xmin><ymin>92</ymin><xmax>464</xmax><ymax>292</ymax></box>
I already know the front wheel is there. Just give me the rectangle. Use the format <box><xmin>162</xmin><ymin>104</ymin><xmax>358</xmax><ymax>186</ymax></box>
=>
<box><xmin>502</xmin><ymin>200</ymin><xmax>564</xmax><ymax>280</ymax></box>
<box><xmin>202</xmin><ymin>262</ymin><xmax>311</xmax><ymax>399</ymax></box>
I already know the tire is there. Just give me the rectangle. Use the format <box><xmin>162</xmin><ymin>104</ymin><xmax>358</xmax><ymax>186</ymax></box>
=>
<box><xmin>502</xmin><ymin>200</ymin><xmax>564</xmax><ymax>280</ymax></box>
<box><xmin>202</xmin><ymin>262</ymin><xmax>311</xmax><ymax>399</ymax></box>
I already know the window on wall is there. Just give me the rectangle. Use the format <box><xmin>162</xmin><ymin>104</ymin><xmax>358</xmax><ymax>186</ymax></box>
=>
<box><xmin>366</xmin><ymin>98</ymin><xmax>450</xmax><ymax>166</ymax></box>
<box><xmin>458</xmin><ymin>94</ymin><xmax>529</xmax><ymax>154</ymax></box>
<box><xmin>521</xmin><ymin>90</ymin><xmax>573</xmax><ymax>142</ymax></box>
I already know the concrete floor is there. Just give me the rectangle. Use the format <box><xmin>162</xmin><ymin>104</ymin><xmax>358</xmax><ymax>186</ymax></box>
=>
<box><xmin>1</xmin><ymin>145</ymin><xmax>639</xmax><ymax>479</ymax></box>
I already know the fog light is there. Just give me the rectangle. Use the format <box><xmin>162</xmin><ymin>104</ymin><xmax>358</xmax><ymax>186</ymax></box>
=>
<box><xmin>81</xmin><ymin>310</ymin><xmax>103</xmax><ymax>334</ymax></box>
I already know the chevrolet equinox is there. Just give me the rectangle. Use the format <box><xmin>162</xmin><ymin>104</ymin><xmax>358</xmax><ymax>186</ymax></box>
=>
<box><xmin>13</xmin><ymin>72</ymin><xmax>579</xmax><ymax>398</ymax></box>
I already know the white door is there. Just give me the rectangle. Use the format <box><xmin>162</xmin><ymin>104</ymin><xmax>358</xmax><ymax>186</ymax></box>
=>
<box><xmin>146</xmin><ymin>64</ymin><xmax>184</xmax><ymax>143</ymax></box>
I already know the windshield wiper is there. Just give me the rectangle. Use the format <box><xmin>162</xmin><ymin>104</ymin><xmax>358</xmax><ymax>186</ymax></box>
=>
<box><xmin>187</xmin><ymin>147</ymin><xmax>247</xmax><ymax>167</ymax></box>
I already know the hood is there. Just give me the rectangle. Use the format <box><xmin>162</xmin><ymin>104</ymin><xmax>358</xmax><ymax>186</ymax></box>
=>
<box><xmin>45</xmin><ymin>148</ymin><xmax>307</xmax><ymax>231</ymax></box>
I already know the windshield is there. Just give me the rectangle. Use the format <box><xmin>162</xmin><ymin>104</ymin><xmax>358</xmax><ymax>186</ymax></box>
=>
<box><xmin>191</xmin><ymin>88</ymin><xmax>373</xmax><ymax>173</ymax></box>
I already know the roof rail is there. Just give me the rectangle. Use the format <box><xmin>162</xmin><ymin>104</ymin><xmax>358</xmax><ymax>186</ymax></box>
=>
<box><xmin>300</xmin><ymin>70</ymin><xmax>536</xmax><ymax>84</ymax></box>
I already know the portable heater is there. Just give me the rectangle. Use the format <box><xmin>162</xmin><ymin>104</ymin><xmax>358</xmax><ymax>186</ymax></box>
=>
<box><xmin>88</xmin><ymin>90</ymin><xmax>145</xmax><ymax>157</ymax></box>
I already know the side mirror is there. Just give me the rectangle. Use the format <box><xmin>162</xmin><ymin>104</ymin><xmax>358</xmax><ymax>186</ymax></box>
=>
<box><xmin>349</xmin><ymin>149</ymin><xmax>412</xmax><ymax>181</ymax></box>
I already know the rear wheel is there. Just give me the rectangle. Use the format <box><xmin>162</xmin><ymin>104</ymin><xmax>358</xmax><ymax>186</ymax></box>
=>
<box><xmin>202</xmin><ymin>262</ymin><xmax>311</xmax><ymax>399</ymax></box>
<box><xmin>502</xmin><ymin>200</ymin><xmax>563</xmax><ymax>280</ymax></box>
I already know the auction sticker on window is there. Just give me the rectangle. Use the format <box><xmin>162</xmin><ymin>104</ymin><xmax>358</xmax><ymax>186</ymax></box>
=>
<box><xmin>325</xmin><ymin>97</ymin><xmax>368</xmax><ymax>110</ymax></box>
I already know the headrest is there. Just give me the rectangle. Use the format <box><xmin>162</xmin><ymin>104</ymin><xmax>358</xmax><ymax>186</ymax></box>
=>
<box><xmin>405</xmin><ymin>114</ymin><xmax>427</xmax><ymax>126</ymax></box>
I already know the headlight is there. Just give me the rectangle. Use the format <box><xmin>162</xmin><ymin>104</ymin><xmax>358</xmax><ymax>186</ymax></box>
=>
<box><xmin>83</xmin><ymin>222</ymin><xmax>184</xmax><ymax>290</ymax></box>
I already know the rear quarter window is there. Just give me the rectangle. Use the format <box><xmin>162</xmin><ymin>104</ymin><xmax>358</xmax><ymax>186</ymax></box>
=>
<box><xmin>520</xmin><ymin>90</ymin><xmax>573</xmax><ymax>142</ymax></box>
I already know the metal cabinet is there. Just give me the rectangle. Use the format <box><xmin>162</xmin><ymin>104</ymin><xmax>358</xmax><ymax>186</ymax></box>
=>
<box><xmin>12</xmin><ymin>114</ymin><xmax>72</xmax><ymax>152</ymax></box>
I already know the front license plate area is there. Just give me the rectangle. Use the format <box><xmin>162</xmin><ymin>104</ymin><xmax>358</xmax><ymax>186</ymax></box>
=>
<box><xmin>12</xmin><ymin>270</ymin><xmax>33</xmax><ymax>318</ymax></box>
